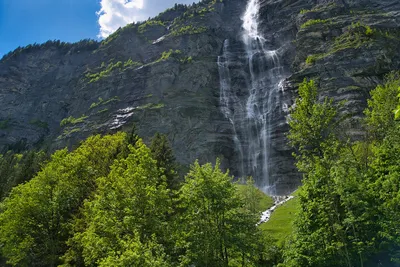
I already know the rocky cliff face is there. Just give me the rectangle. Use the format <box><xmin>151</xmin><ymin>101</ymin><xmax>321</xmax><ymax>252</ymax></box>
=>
<box><xmin>0</xmin><ymin>0</ymin><xmax>399</xmax><ymax>195</ymax></box>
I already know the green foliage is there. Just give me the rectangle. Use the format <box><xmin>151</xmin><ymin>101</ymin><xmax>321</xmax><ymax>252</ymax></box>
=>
<box><xmin>368</xmin><ymin>126</ymin><xmax>400</xmax><ymax>265</ymax></box>
<box><xmin>287</xmin><ymin>79</ymin><xmax>338</xmax><ymax>169</ymax></box>
<box><xmin>300</xmin><ymin>9</ymin><xmax>310</xmax><ymax>14</ymax></box>
<box><xmin>284</xmin><ymin>74</ymin><xmax>400</xmax><ymax>266</ymax></box>
<box><xmin>305</xmin><ymin>55</ymin><xmax>318</xmax><ymax>65</ymax></box>
<box><xmin>1</xmin><ymin>39</ymin><xmax>98</xmax><ymax>63</ymax></box>
<box><xmin>150</xmin><ymin>133</ymin><xmax>180</xmax><ymax>190</ymax></box>
<box><xmin>176</xmin><ymin>160</ymin><xmax>264</xmax><ymax>266</ymax></box>
<box><xmin>304</xmin><ymin>53</ymin><xmax>325</xmax><ymax>65</ymax></box>
<box><xmin>29</xmin><ymin>119</ymin><xmax>49</xmax><ymax>129</ymax></box>
<box><xmin>171</xmin><ymin>25</ymin><xmax>207</xmax><ymax>36</ymax></box>
<box><xmin>138</xmin><ymin>20</ymin><xmax>165</xmax><ymax>34</ymax></box>
<box><xmin>62</xmin><ymin>127</ymin><xmax>81</xmax><ymax>137</ymax></box>
<box><xmin>0</xmin><ymin>131</ymin><xmax>276</xmax><ymax>266</ymax></box>
<box><xmin>96</xmin><ymin>108</ymin><xmax>109</xmax><ymax>114</ymax></box>
<box><xmin>86</xmin><ymin>59</ymin><xmax>142</xmax><ymax>83</ymax></box>
<box><xmin>300</xmin><ymin>19</ymin><xmax>328</xmax><ymax>29</ymax></box>
<box><xmin>101</xmin><ymin>23</ymin><xmax>138</xmax><ymax>46</ymax></box>
<box><xmin>89</xmin><ymin>96</ymin><xmax>120</xmax><ymax>110</ymax></box>
<box><xmin>123</xmin><ymin>58</ymin><xmax>142</xmax><ymax>68</ymax></box>
<box><xmin>156</xmin><ymin>49</ymin><xmax>182</xmax><ymax>62</ymax></box>
<box><xmin>0</xmin><ymin>119</ymin><xmax>10</xmax><ymax>130</ymax></box>
<box><xmin>0</xmin><ymin>133</ymin><xmax>129</xmax><ymax>266</ymax></box>
<box><xmin>65</xmin><ymin>139</ymin><xmax>171</xmax><ymax>266</ymax></box>
<box><xmin>137</xmin><ymin>103</ymin><xmax>165</xmax><ymax>109</ymax></box>
<box><xmin>236</xmin><ymin>178</ymin><xmax>274</xmax><ymax>214</ymax></box>
<box><xmin>365</xmin><ymin>25</ymin><xmax>374</xmax><ymax>36</ymax></box>
<box><xmin>60</xmin><ymin>114</ymin><xmax>88</xmax><ymax>127</ymax></box>
<box><xmin>304</xmin><ymin>22</ymin><xmax>378</xmax><ymax>65</ymax></box>
<box><xmin>153</xmin><ymin>3</ymin><xmax>188</xmax><ymax>22</ymax></box>
<box><xmin>299</xmin><ymin>3</ymin><xmax>337</xmax><ymax>14</ymax></box>
<box><xmin>0</xmin><ymin>150</ymin><xmax>47</xmax><ymax>200</ymax></box>
<box><xmin>366</xmin><ymin>72</ymin><xmax>400</xmax><ymax>139</ymax></box>
<box><xmin>180</xmin><ymin>56</ymin><xmax>193</xmax><ymax>64</ymax></box>
<box><xmin>333</xmin><ymin>22</ymin><xmax>376</xmax><ymax>51</ymax></box>
<box><xmin>166</xmin><ymin>0</ymin><xmax>219</xmax><ymax>28</ymax></box>
<box><xmin>154</xmin><ymin>50</ymin><xmax>192</xmax><ymax>65</ymax></box>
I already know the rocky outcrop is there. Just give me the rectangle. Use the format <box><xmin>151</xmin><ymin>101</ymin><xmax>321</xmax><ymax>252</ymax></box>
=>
<box><xmin>0</xmin><ymin>0</ymin><xmax>399</xmax><ymax>195</ymax></box>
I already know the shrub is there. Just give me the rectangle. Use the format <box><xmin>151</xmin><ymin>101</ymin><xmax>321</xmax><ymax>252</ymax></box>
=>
<box><xmin>300</xmin><ymin>19</ymin><xmax>328</xmax><ymax>29</ymax></box>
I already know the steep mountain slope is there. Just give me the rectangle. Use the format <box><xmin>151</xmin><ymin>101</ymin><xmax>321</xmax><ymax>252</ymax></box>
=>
<box><xmin>0</xmin><ymin>0</ymin><xmax>245</xmax><ymax>168</ymax></box>
<box><xmin>0</xmin><ymin>0</ymin><xmax>399</xmax><ymax>194</ymax></box>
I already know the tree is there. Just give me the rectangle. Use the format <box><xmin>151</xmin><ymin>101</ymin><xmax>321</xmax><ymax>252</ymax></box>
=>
<box><xmin>366</xmin><ymin>72</ymin><xmax>400</xmax><ymax>264</ymax></box>
<box><xmin>149</xmin><ymin>133</ymin><xmax>179</xmax><ymax>190</ymax></box>
<box><xmin>366</xmin><ymin>72</ymin><xmax>400</xmax><ymax>140</ymax></box>
<box><xmin>64</xmin><ymin>139</ymin><xmax>171</xmax><ymax>267</ymax></box>
<box><xmin>287</xmin><ymin>79</ymin><xmax>338</xmax><ymax>172</ymax></box>
<box><xmin>285</xmin><ymin>75</ymin><xmax>400</xmax><ymax>266</ymax></box>
<box><xmin>0</xmin><ymin>133</ymin><xmax>128</xmax><ymax>267</ymax></box>
<box><xmin>176</xmin><ymin>160</ymin><xmax>262</xmax><ymax>266</ymax></box>
<box><xmin>285</xmin><ymin>79</ymin><xmax>376</xmax><ymax>266</ymax></box>
<box><xmin>0</xmin><ymin>150</ymin><xmax>47</xmax><ymax>200</ymax></box>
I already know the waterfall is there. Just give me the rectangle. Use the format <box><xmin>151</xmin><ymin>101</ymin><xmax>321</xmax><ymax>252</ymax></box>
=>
<box><xmin>218</xmin><ymin>0</ymin><xmax>287</xmax><ymax>195</ymax></box>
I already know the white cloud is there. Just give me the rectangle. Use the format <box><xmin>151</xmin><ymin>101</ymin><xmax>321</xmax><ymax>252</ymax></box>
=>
<box><xmin>97</xmin><ymin>0</ymin><xmax>145</xmax><ymax>38</ymax></box>
<box><xmin>97</xmin><ymin>0</ymin><xmax>197</xmax><ymax>38</ymax></box>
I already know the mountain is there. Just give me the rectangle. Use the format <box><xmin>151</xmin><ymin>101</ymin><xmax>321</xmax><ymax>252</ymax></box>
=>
<box><xmin>1</xmin><ymin>0</ymin><xmax>400</xmax><ymax>195</ymax></box>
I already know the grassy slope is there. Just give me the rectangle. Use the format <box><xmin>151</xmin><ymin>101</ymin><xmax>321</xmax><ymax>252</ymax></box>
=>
<box><xmin>259</xmin><ymin>195</ymin><xmax>299</xmax><ymax>246</ymax></box>
<box><xmin>235</xmin><ymin>183</ymin><xmax>298</xmax><ymax>246</ymax></box>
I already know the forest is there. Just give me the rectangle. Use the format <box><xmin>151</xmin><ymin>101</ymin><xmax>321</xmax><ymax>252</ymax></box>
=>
<box><xmin>0</xmin><ymin>73</ymin><xmax>400</xmax><ymax>266</ymax></box>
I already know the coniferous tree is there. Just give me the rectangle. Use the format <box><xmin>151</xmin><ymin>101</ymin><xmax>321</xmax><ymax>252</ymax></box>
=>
<box><xmin>0</xmin><ymin>150</ymin><xmax>47</xmax><ymax>200</ymax></box>
<box><xmin>150</xmin><ymin>133</ymin><xmax>179</xmax><ymax>190</ymax></box>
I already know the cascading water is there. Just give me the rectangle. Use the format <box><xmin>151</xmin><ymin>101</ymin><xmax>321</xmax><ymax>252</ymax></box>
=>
<box><xmin>218</xmin><ymin>0</ymin><xmax>287</xmax><ymax>195</ymax></box>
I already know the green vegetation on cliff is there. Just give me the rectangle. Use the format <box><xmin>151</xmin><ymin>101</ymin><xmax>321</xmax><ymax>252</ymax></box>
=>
<box><xmin>300</xmin><ymin>19</ymin><xmax>329</xmax><ymax>29</ymax></box>
<box><xmin>304</xmin><ymin>19</ymin><xmax>400</xmax><ymax>66</ymax></box>
<box><xmin>157</xmin><ymin>49</ymin><xmax>182</xmax><ymax>62</ymax></box>
<box><xmin>305</xmin><ymin>22</ymin><xmax>379</xmax><ymax>65</ymax></box>
<box><xmin>138</xmin><ymin>20</ymin><xmax>165</xmax><ymax>34</ymax></box>
<box><xmin>86</xmin><ymin>59</ymin><xmax>142</xmax><ymax>83</ymax></box>
<box><xmin>0</xmin><ymin>119</ymin><xmax>10</xmax><ymax>130</ymax></box>
<box><xmin>171</xmin><ymin>25</ymin><xmax>208</xmax><ymax>36</ymax></box>
<box><xmin>60</xmin><ymin>114</ymin><xmax>88</xmax><ymax>127</ymax></box>
<box><xmin>89</xmin><ymin>96</ymin><xmax>120</xmax><ymax>110</ymax></box>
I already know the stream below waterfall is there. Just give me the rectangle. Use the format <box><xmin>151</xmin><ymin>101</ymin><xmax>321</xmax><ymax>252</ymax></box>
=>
<box><xmin>258</xmin><ymin>196</ymin><xmax>294</xmax><ymax>225</ymax></box>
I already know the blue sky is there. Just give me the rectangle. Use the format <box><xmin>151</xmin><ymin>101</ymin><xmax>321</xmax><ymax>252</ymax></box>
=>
<box><xmin>0</xmin><ymin>0</ymin><xmax>196</xmax><ymax>57</ymax></box>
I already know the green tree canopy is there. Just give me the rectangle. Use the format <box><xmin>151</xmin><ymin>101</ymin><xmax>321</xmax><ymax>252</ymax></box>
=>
<box><xmin>285</xmin><ymin>75</ymin><xmax>400</xmax><ymax>267</ymax></box>
<box><xmin>176</xmin><ymin>160</ymin><xmax>263</xmax><ymax>266</ymax></box>
<box><xmin>65</xmin><ymin>139</ymin><xmax>171</xmax><ymax>267</ymax></box>
<box><xmin>150</xmin><ymin>133</ymin><xmax>179</xmax><ymax>190</ymax></box>
<box><xmin>0</xmin><ymin>133</ymin><xmax>128</xmax><ymax>267</ymax></box>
